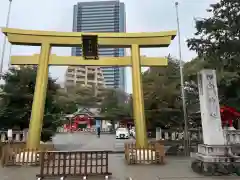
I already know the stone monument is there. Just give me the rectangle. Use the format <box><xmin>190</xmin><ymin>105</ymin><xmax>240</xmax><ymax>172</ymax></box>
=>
<box><xmin>197</xmin><ymin>69</ymin><xmax>225</xmax><ymax>145</ymax></box>
<box><xmin>191</xmin><ymin>69</ymin><xmax>240</xmax><ymax>176</ymax></box>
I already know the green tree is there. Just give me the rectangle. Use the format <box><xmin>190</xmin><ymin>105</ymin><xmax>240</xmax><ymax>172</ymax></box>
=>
<box><xmin>54</xmin><ymin>88</ymin><xmax>78</xmax><ymax>114</ymax></box>
<box><xmin>142</xmin><ymin>56</ymin><xmax>183</xmax><ymax>128</ymax></box>
<box><xmin>0</xmin><ymin>67</ymin><xmax>62</xmax><ymax>141</ymax></box>
<box><xmin>187</xmin><ymin>0</ymin><xmax>240</xmax><ymax>111</ymax></box>
<box><xmin>54</xmin><ymin>84</ymin><xmax>104</xmax><ymax>116</ymax></box>
<box><xmin>187</xmin><ymin>0</ymin><xmax>240</xmax><ymax>70</ymax></box>
<box><xmin>65</xmin><ymin>85</ymin><xmax>101</xmax><ymax>107</ymax></box>
<box><xmin>100</xmin><ymin>88</ymin><xmax>131</xmax><ymax>119</ymax></box>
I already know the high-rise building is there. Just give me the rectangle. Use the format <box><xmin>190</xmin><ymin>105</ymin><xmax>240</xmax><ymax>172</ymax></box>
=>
<box><xmin>71</xmin><ymin>0</ymin><xmax>126</xmax><ymax>91</ymax></box>
<box><xmin>65</xmin><ymin>66</ymin><xmax>105</xmax><ymax>88</ymax></box>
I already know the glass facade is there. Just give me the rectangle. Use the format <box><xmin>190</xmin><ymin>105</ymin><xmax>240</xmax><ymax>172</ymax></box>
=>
<box><xmin>72</xmin><ymin>1</ymin><xmax>126</xmax><ymax>91</ymax></box>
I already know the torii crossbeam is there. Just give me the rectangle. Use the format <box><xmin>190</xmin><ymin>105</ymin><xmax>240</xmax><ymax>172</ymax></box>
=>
<box><xmin>2</xmin><ymin>28</ymin><xmax>176</xmax><ymax>149</ymax></box>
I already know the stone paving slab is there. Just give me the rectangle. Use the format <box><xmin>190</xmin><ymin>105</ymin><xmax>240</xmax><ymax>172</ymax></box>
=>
<box><xmin>0</xmin><ymin>155</ymin><xmax>239</xmax><ymax>180</ymax></box>
<box><xmin>1</xmin><ymin>134</ymin><xmax>238</xmax><ymax>180</ymax></box>
<box><xmin>51</xmin><ymin>133</ymin><xmax>174</xmax><ymax>154</ymax></box>
<box><xmin>52</xmin><ymin>133</ymin><xmax>134</xmax><ymax>151</ymax></box>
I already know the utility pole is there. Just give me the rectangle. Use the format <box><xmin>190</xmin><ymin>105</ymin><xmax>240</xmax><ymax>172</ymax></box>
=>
<box><xmin>175</xmin><ymin>1</ymin><xmax>189</xmax><ymax>156</ymax></box>
<box><xmin>0</xmin><ymin>0</ymin><xmax>13</xmax><ymax>79</ymax></box>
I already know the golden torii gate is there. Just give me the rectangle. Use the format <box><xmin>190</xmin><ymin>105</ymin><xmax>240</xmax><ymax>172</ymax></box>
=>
<box><xmin>2</xmin><ymin>28</ymin><xmax>176</xmax><ymax>149</ymax></box>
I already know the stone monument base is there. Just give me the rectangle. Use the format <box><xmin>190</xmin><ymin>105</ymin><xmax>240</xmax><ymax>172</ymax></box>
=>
<box><xmin>191</xmin><ymin>143</ymin><xmax>240</xmax><ymax>176</ymax></box>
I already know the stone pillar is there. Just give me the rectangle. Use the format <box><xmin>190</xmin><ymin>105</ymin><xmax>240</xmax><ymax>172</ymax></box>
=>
<box><xmin>7</xmin><ymin>129</ymin><xmax>13</xmax><ymax>142</ymax></box>
<box><xmin>164</xmin><ymin>132</ymin><xmax>169</xmax><ymax>140</ymax></box>
<box><xmin>115</xmin><ymin>122</ymin><xmax>119</xmax><ymax>129</ymax></box>
<box><xmin>1</xmin><ymin>133</ymin><xmax>6</xmax><ymax>142</ymax></box>
<box><xmin>198</xmin><ymin>69</ymin><xmax>224</xmax><ymax>145</ymax></box>
<box><xmin>156</xmin><ymin>127</ymin><xmax>161</xmax><ymax>140</ymax></box>
<box><xmin>22</xmin><ymin>129</ymin><xmax>28</xmax><ymax>142</ymax></box>
<box><xmin>15</xmin><ymin>133</ymin><xmax>20</xmax><ymax>141</ymax></box>
<box><xmin>171</xmin><ymin>132</ymin><xmax>176</xmax><ymax>140</ymax></box>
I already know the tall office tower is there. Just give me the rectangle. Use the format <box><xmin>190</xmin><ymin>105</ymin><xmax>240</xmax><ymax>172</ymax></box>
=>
<box><xmin>72</xmin><ymin>0</ymin><xmax>126</xmax><ymax>91</ymax></box>
<box><xmin>65</xmin><ymin>66</ymin><xmax>105</xmax><ymax>88</ymax></box>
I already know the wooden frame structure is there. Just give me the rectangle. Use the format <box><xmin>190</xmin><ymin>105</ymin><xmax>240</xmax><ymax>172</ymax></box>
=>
<box><xmin>37</xmin><ymin>150</ymin><xmax>111</xmax><ymax>179</ymax></box>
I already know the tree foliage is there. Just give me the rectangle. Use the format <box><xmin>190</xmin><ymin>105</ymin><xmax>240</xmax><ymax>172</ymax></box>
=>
<box><xmin>142</xmin><ymin>57</ymin><xmax>183</xmax><ymax>128</ymax></box>
<box><xmin>55</xmin><ymin>85</ymin><xmax>101</xmax><ymax>114</ymax></box>
<box><xmin>187</xmin><ymin>0</ymin><xmax>240</xmax><ymax>70</ymax></box>
<box><xmin>0</xmin><ymin>67</ymin><xmax>62</xmax><ymax>141</ymax></box>
<box><xmin>100</xmin><ymin>88</ymin><xmax>131</xmax><ymax>119</ymax></box>
<box><xmin>186</xmin><ymin>0</ymin><xmax>240</xmax><ymax>111</ymax></box>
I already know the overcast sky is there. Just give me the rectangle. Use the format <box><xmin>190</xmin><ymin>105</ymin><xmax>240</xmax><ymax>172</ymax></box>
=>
<box><xmin>0</xmin><ymin>0</ymin><xmax>217</xmax><ymax>92</ymax></box>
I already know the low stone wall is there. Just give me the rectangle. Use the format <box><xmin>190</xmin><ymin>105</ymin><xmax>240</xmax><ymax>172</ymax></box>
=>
<box><xmin>0</xmin><ymin>130</ymin><xmax>28</xmax><ymax>143</ymax></box>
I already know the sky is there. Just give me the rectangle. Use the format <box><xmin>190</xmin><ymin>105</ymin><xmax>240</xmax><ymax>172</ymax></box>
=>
<box><xmin>0</xmin><ymin>0</ymin><xmax>218</xmax><ymax>93</ymax></box>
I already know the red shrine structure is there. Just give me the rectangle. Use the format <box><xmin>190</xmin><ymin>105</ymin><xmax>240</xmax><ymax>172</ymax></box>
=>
<box><xmin>63</xmin><ymin>108</ymin><xmax>98</xmax><ymax>131</ymax></box>
<box><xmin>190</xmin><ymin>105</ymin><xmax>240</xmax><ymax>130</ymax></box>
<box><xmin>220</xmin><ymin>106</ymin><xmax>240</xmax><ymax>129</ymax></box>
<box><xmin>64</xmin><ymin>114</ymin><xmax>92</xmax><ymax>131</ymax></box>
<box><xmin>63</xmin><ymin>108</ymin><xmax>134</xmax><ymax>131</ymax></box>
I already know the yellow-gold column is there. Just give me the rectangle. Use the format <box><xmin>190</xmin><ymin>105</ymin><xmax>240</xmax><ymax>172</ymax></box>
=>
<box><xmin>26</xmin><ymin>43</ymin><xmax>51</xmax><ymax>149</ymax></box>
<box><xmin>131</xmin><ymin>44</ymin><xmax>148</xmax><ymax>148</ymax></box>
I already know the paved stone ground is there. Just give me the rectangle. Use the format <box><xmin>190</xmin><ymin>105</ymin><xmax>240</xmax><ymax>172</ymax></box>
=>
<box><xmin>0</xmin><ymin>156</ymin><xmax>239</xmax><ymax>180</ymax></box>
<box><xmin>51</xmin><ymin>133</ymin><xmax>181</xmax><ymax>153</ymax></box>
<box><xmin>0</xmin><ymin>133</ymin><xmax>239</xmax><ymax>180</ymax></box>
<box><xmin>51</xmin><ymin>133</ymin><xmax>134</xmax><ymax>151</ymax></box>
